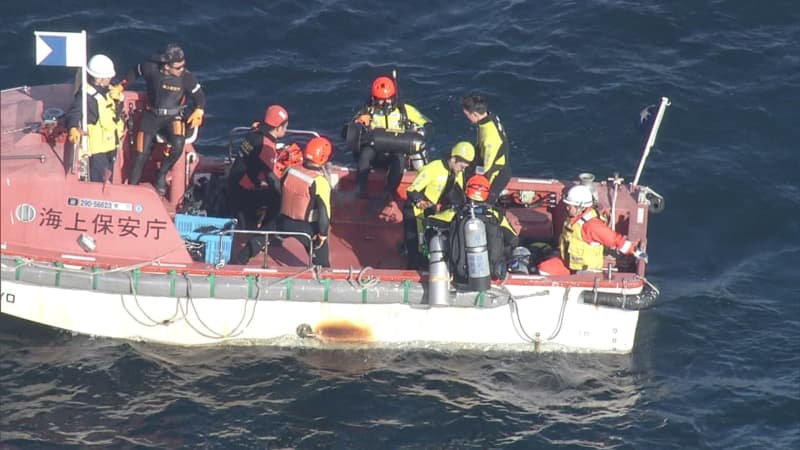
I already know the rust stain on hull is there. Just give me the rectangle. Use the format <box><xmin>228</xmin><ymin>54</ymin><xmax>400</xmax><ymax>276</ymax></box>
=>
<box><xmin>315</xmin><ymin>320</ymin><xmax>374</xmax><ymax>343</ymax></box>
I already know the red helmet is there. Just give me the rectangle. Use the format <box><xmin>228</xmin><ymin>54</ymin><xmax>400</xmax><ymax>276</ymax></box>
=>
<box><xmin>465</xmin><ymin>175</ymin><xmax>491</xmax><ymax>202</ymax></box>
<box><xmin>264</xmin><ymin>105</ymin><xmax>288</xmax><ymax>128</ymax></box>
<box><xmin>304</xmin><ymin>136</ymin><xmax>333</xmax><ymax>166</ymax></box>
<box><xmin>371</xmin><ymin>76</ymin><xmax>396</xmax><ymax>100</ymax></box>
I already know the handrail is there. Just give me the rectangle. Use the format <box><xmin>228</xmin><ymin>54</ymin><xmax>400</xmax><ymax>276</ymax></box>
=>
<box><xmin>214</xmin><ymin>229</ymin><xmax>314</xmax><ymax>269</ymax></box>
<box><xmin>1</xmin><ymin>154</ymin><xmax>46</xmax><ymax>163</ymax></box>
<box><xmin>226</xmin><ymin>127</ymin><xmax>322</xmax><ymax>161</ymax></box>
<box><xmin>226</xmin><ymin>126</ymin><xmax>252</xmax><ymax>161</ymax></box>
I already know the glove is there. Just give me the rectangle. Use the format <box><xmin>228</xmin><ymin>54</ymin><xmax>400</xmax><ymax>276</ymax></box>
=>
<box><xmin>633</xmin><ymin>249</ymin><xmax>649</xmax><ymax>263</ymax></box>
<box><xmin>415</xmin><ymin>199</ymin><xmax>432</xmax><ymax>210</ymax></box>
<box><xmin>313</xmin><ymin>234</ymin><xmax>328</xmax><ymax>249</ymax></box>
<box><xmin>108</xmin><ymin>84</ymin><xmax>124</xmax><ymax>101</ymax></box>
<box><xmin>187</xmin><ymin>108</ymin><xmax>204</xmax><ymax>128</ymax></box>
<box><xmin>69</xmin><ymin>127</ymin><xmax>82</xmax><ymax>144</ymax></box>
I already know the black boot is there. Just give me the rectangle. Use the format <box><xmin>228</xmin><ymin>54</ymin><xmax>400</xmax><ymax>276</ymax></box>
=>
<box><xmin>356</xmin><ymin>170</ymin><xmax>370</xmax><ymax>199</ymax></box>
<box><xmin>128</xmin><ymin>152</ymin><xmax>148</xmax><ymax>185</ymax></box>
<box><xmin>234</xmin><ymin>236</ymin><xmax>266</xmax><ymax>265</ymax></box>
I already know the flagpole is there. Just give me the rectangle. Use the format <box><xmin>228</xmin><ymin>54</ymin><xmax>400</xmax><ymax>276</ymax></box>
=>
<box><xmin>79</xmin><ymin>29</ymin><xmax>89</xmax><ymax>180</ymax></box>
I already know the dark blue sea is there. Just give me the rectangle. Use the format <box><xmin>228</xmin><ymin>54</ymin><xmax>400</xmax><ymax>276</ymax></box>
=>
<box><xmin>2</xmin><ymin>1</ymin><xmax>799</xmax><ymax>448</ymax></box>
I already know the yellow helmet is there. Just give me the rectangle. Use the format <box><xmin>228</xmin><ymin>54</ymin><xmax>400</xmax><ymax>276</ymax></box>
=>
<box><xmin>450</xmin><ymin>141</ymin><xmax>475</xmax><ymax>163</ymax></box>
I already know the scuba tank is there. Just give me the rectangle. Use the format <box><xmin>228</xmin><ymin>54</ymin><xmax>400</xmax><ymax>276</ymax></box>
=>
<box><xmin>409</xmin><ymin>148</ymin><xmax>428</xmax><ymax>170</ymax></box>
<box><xmin>367</xmin><ymin>129</ymin><xmax>425</xmax><ymax>154</ymax></box>
<box><xmin>343</xmin><ymin>123</ymin><xmax>425</xmax><ymax>155</ymax></box>
<box><xmin>427</xmin><ymin>231</ymin><xmax>450</xmax><ymax>306</ymax></box>
<box><xmin>464</xmin><ymin>205</ymin><xmax>491</xmax><ymax>291</ymax></box>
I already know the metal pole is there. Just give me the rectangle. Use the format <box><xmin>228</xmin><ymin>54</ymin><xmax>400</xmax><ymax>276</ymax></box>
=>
<box><xmin>78</xmin><ymin>30</ymin><xmax>89</xmax><ymax>180</ymax></box>
<box><xmin>632</xmin><ymin>96</ymin><xmax>670</xmax><ymax>187</ymax></box>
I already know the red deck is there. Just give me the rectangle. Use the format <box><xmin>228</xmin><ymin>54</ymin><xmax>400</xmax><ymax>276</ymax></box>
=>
<box><xmin>1</xmin><ymin>84</ymin><xmax>650</xmax><ymax>288</ymax></box>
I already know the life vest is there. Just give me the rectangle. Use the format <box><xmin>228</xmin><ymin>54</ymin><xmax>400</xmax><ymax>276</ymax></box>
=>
<box><xmin>560</xmin><ymin>208</ymin><xmax>605</xmax><ymax>271</ymax></box>
<box><xmin>238</xmin><ymin>137</ymin><xmax>302</xmax><ymax>190</ymax></box>
<box><xmin>259</xmin><ymin>135</ymin><xmax>278</xmax><ymax>173</ymax></box>
<box><xmin>280</xmin><ymin>166</ymin><xmax>323</xmax><ymax>222</ymax></box>
<box><xmin>368</xmin><ymin>103</ymin><xmax>410</xmax><ymax>132</ymax></box>
<box><xmin>273</xmin><ymin>143</ymin><xmax>303</xmax><ymax>179</ymax></box>
<box><xmin>85</xmin><ymin>84</ymin><xmax>123</xmax><ymax>155</ymax></box>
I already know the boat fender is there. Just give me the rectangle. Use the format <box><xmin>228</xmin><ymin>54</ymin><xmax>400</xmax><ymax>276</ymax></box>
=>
<box><xmin>579</xmin><ymin>283</ymin><xmax>658</xmax><ymax>310</ymax></box>
<box><xmin>427</xmin><ymin>231</ymin><xmax>450</xmax><ymax>306</ymax></box>
<box><xmin>464</xmin><ymin>207</ymin><xmax>491</xmax><ymax>292</ymax></box>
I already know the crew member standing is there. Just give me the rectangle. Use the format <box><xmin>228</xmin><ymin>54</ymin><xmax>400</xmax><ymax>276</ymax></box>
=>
<box><xmin>119</xmin><ymin>43</ymin><xmax>206</xmax><ymax>194</ymax></box>
<box><xmin>461</xmin><ymin>92</ymin><xmax>511</xmax><ymax>203</ymax></box>
<box><xmin>234</xmin><ymin>136</ymin><xmax>334</xmax><ymax>267</ymax></box>
<box><xmin>65</xmin><ymin>54</ymin><xmax>125</xmax><ymax>182</ymax></box>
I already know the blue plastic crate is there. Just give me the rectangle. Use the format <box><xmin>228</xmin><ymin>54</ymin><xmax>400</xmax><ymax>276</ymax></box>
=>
<box><xmin>175</xmin><ymin>214</ymin><xmax>236</xmax><ymax>264</ymax></box>
<box><xmin>184</xmin><ymin>231</ymin><xmax>234</xmax><ymax>264</ymax></box>
<box><xmin>175</xmin><ymin>214</ymin><xmax>236</xmax><ymax>235</ymax></box>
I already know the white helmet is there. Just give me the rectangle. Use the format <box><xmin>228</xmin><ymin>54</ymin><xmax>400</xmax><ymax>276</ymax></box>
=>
<box><xmin>564</xmin><ymin>185</ymin><xmax>593</xmax><ymax>208</ymax></box>
<box><xmin>87</xmin><ymin>54</ymin><xmax>115</xmax><ymax>78</ymax></box>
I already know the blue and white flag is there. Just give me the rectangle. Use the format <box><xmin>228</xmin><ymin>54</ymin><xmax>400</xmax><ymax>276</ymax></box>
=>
<box><xmin>34</xmin><ymin>31</ymin><xmax>86</xmax><ymax>67</ymax></box>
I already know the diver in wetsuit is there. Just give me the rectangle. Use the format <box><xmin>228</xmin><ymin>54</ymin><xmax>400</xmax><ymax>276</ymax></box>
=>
<box><xmin>348</xmin><ymin>76</ymin><xmax>431</xmax><ymax>203</ymax></box>
<box><xmin>120</xmin><ymin>43</ymin><xmax>206</xmax><ymax>195</ymax></box>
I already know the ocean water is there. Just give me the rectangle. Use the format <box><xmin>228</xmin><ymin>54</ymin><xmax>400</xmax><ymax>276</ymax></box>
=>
<box><xmin>1</xmin><ymin>0</ymin><xmax>799</xmax><ymax>448</ymax></box>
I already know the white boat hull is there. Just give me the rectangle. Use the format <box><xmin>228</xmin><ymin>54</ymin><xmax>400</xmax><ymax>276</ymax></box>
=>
<box><xmin>0</xmin><ymin>280</ymin><xmax>640</xmax><ymax>353</ymax></box>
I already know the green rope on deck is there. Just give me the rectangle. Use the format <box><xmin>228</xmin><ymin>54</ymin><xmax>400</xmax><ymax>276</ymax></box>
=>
<box><xmin>285</xmin><ymin>278</ymin><xmax>292</xmax><ymax>300</ymax></box>
<box><xmin>362</xmin><ymin>286</ymin><xmax>367</xmax><ymax>304</ymax></box>
<box><xmin>54</xmin><ymin>262</ymin><xmax>64</xmax><ymax>287</ymax></box>
<box><xmin>474</xmin><ymin>291</ymin><xmax>486</xmax><ymax>307</ymax></box>
<box><xmin>322</xmin><ymin>278</ymin><xmax>330</xmax><ymax>302</ymax></box>
<box><xmin>92</xmin><ymin>267</ymin><xmax>100</xmax><ymax>290</ymax></box>
<box><xmin>15</xmin><ymin>258</ymin><xmax>23</xmax><ymax>280</ymax></box>
<box><xmin>403</xmin><ymin>279</ymin><xmax>411</xmax><ymax>304</ymax></box>
<box><xmin>207</xmin><ymin>273</ymin><xmax>216</xmax><ymax>298</ymax></box>
<box><xmin>169</xmin><ymin>270</ymin><xmax>177</xmax><ymax>297</ymax></box>
<box><xmin>246</xmin><ymin>275</ymin><xmax>255</xmax><ymax>299</ymax></box>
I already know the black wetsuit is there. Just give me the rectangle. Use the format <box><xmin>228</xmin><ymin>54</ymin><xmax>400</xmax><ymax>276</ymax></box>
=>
<box><xmin>123</xmin><ymin>59</ymin><xmax>206</xmax><ymax>186</ymax></box>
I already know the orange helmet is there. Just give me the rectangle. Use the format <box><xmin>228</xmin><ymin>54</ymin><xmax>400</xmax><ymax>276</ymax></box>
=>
<box><xmin>304</xmin><ymin>136</ymin><xmax>333</xmax><ymax>166</ymax></box>
<box><xmin>264</xmin><ymin>105</ymin><xmax>288</xmax><ymax>127</ymax></box>
<box><xmin>371</xmin><ymin>76</ymin><xmax>396</xmax><ymax>100</ymax></box>
<box><xmin>465</xmin><ymin>175</ymin><xmax>491</xmax><ymax>202</ymax></box>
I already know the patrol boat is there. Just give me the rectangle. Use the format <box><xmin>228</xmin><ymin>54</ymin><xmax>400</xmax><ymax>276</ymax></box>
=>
<box><xmin>0</xmin><ymin>83</ymin><xmax>668</xmax><ymax>353</ymax></box>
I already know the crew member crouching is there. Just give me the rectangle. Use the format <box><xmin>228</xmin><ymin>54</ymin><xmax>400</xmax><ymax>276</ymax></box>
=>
<box><xmin>402</xmin><ymin>142</ymin><xmax>474</xmax><ymax>269</ymax></box>
<box><xmin>537</xmin><ymin>185</ymin><xmax>648</xmax><ymax>275</ymax></box>
<box><xmin>428</xmin><ymin>174</ymin><xmax>519</xmax><ymax>284</ymax></box>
